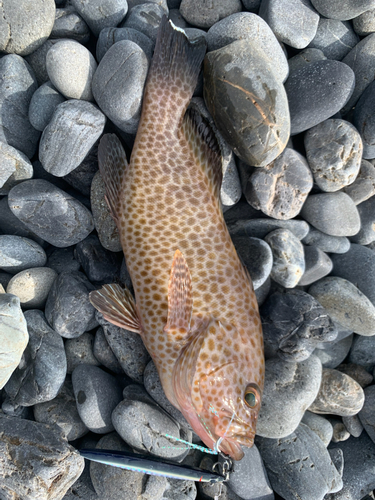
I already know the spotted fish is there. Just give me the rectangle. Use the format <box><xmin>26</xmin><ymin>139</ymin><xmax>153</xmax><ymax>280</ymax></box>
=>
<box><xmin>90</xmin><ymin>16</ymin><xmax>264</xmax><ymax>461</ymax></box>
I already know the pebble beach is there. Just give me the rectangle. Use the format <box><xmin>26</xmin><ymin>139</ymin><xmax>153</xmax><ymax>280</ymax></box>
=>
<box><xmin>1</xmin><ymin>1</ymin><xmax>375</xmax><ymax>499</ymax></box>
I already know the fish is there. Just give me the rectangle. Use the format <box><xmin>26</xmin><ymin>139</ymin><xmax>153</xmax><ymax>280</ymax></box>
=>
<box><xmin>89</xmin><ymin>16</ymin><xmax>265</xmax><ymax>461</ymax></box>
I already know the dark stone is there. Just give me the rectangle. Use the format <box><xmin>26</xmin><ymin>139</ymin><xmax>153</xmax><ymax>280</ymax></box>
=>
<box><xmin>298</xmin><ymin>245</ymin><xmax>333</xmax><ymax>286</ymax></box>
<box><xmin>120</xmin><ymin>3</ymin><xmax>164</xmax><ymax>41</ymax></box>
<box><xmin>180</xmin><ymin>0</ymin><xmax>242</xmax><ymax>29</ymax></box>
<box><xmin>310</xmin><ymin>0</ymin><xmax>375</xmax><ymax>20</ymax></box>
<box><xmin>51</xmin><ymin>7</ymin><xmax>90</xmax><ymax>44</ymax></box>
<box><xmin>93</xmin><ymin>326</ymin><xmax>123</xmax><ymax>374</ymax></box>
<box><xmin>353</xmin><ymin>79</ymin><xmax>375</xmax><ymax>159</ymax></box>
<box><xmin>302</xmin><ymin>226</ymin><xmax>350</xmax><ymax>254</ymax></box>
<box><xmin>232</xmin><ymin>236</ymin><xmax>273</xmax><ymax>290</ymax></box>
<box><xmin>96</xmin><ymin>27</ymin><xmax>153</xmax><ymax>62</ymax></box>
<box><xmin>28</xmin><ymin>81</ymin><xmax>65</xmax><ymax>132</ymax></box>
<box><xmin>228</xmin><ymin>217</ymin><xmax>309</xmax><ymax>240</ymax></box>
<box><xmin>46</xmin><ymin>247</ymin><xmax>81</xmax><ymax>274</ymax></box>
<box><xmin>0</xmin><ymin>235</ymin><xmax>46</xmax><ymax>274</ymax></box>
<box><xmin>0</xmin><ymin>197</ymin><xmax>45</xmax><ymax>246</ymax></box>
<box><xmin>337</xmin><ymin>363</ymin><xmax>374</xmax><ymax>388</ymax></box>
<box><xmin>313</xmin><ymin>333</ymin><xmax>353</xmax><ymax>369</ymax></box>
<box><xmin>70</xmin><ymin>0</ymin><xmax>128</xmax><ymax>37</ymax></box>
<box><xmin>351</xmin><ymin>194</ymin><xmax>375</xmax><ymax>244</ymax></box>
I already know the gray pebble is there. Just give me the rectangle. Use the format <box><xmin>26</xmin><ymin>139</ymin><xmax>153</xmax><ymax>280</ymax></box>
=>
<box><xmin>72</xmin><ymin>364</ymin><xmax>123</xmax><ymax>433</ymax></box>
<box><xmin>7</xmin><ymin>267</ymin><xmax>57</xmax><ymax>309</ymax></box>
<box><xmin>259</xmin><ymin>0</ymin><xmax>320</xmax><ymax>49</ymax></box>
<box><xmin>127</xmin><ymin>0</ymin><xmax>168</xmax><ymax>9</ymax></box>
<box><xmin>285</xmin><ymin>60</ymin><xmax>355</xmax><ymax>135</ymax></box>
<box><xmin>0</xmin><ymin>0</ymin><xmax>56</xmax><ymax>56</ymax></box>
<box><xmin>287</xmin><ymin>48</ymin><xmax>326</xmax><ymax>73</ymax></box>
<box><xmin>39</xmin><ymin>100</ymin><xmax>105</xmax><ymax>176</ymax></box>
<box><xmin>302</xmin><ymin>226</ymin><xmax>350</xmax><ymax>254</ymax></box>
<box><xmin>0</xmin><ymin>55</ymin><xmax>40</xmax><ymax>158</ymax></box>
<box><xmin>8</xmin><ymin>179</ymin><xmax>95</xmax><ymax>247</ymax></box>
<box><xmin>353</xmin><ymin>8</ymin><xmax>375</xmax><ymax>36</ymax></box>
<box><xmin>354</xmin><ymin>80</ymin><xmax>375</xmax><ymax>159</ymax></box>
<box><xmin>300</xmin><ymin>192</ymin><xmax>360</xmax><ymax>237</ymax></box>
<box><xmin>309</xmin><ymin>368</ymin><xmax>365</xmax><ymax>416</ymax></box>
<box><xmin>0</xmin><ymin>272</ymin><xmax>12</xmax><ymax>291</ymax></box>
<box><xmin>168</xmin><ymin>8</ymin><xmax>189</xmax><ymax>28</ymax></box>
<box><xmin>0</xmin><ymin>198</ymin><xmax>44</xmax><ymax>246</ymax></box>
<box><xmin>265</xmin><ymin>228</ymin><xmax>305</xmax><ymax>288</ymax></box>
<box><xmin>228</xmin><ymin>218</ymin><xmax>310</xmax><ymax>240</ymax></box>
<box><xmin>180</xmin><ymin>0</ymin><xmax>241</xmax><ymax>28</ymax></box>
<box><xmin>46</xmin><ymin>247</ymin><xmax>81</xmax><ymax>274</ymax></box>
<box><xmin>94</xmin><ymin>326</ymin><xmax>123</xmax><ymax>374</ymax></box>
<box><xmin>349</xmin><ymin>334</ymin><xmax>375</xmax><ymax>369</ymax></box>
<box><xmin>45</xmin><ymin>271</ymin><xmax>98</xmax><ymax>338</ymax></box>
<box><xmin>242</xmin><ymin>0</ymin><xmax>261</xmax><ymax>8</ymax></box>
<box><xmin>299</xmin><ymin>245</ymin><xmax>333</xmax><ymax>286</ymax></box>
<box><xmin>351</xmin><ymin>194</ymin><xmax>375</xmax><ymax>244</ymax></box>
<box><xmin>0</xmin><ymin>143</ymin><xmax>33</xmax><ymax>195</ymax></box>
<box><xmin>256</xmin><ymin>355</ymin><xmax>322</xmax><ymax>438</ymax></box>
<box><xmin>92</xmin><ymin>40</ymin><xmax>148</xmax><ymax>135</ymax></box>
<box><xmin>121</xmin><ymin>3</ymin><xmax>165</xmax><ymax>42</ymax></box>
<box><xmin>337</xmin><ymin>362</ymin><xmax>374</xmax><ymax>388</ymax></box>
<box><xmin>255</xmin><ymin>275</ymin><xmax>271</xmax><ymax>307</ymax></box>
<box><xmin>330</xmin><ymin>420</ymin><xmax>350</xmax><ymax>443</ymax></box>
<box><xmin>344</xmin><ymin>160</ymin><xmax>375</xmax><ymax>205</ymax></box>
<box><xmin>310</xmin><ymin>0</ymin><xmax>375</xmax><ymax>20</ymax></box>
<box><xmin>28</xmin><ymin>81</ymin><xmax>65</xmax><ymax>132</ymax></box>
<box><xmin>96</xmin><ymin>26</ymin><xmax>153</xmax><ymax>62</ymax></box>
<box><xmin>24</xmin><ymin>38</ymin><xmax>60</xmax><ymax>85</ymax></box>
<box><xmin>63</xmin><ymin>142</ymin><xmax>99</xmax><ymax>197</ymax></box>
<box><xmin>313</xmin><ymin>334</ymin><xmax>353</xmax><ymax>369</ymax></box>
<box><xmin>51</xmin><ymin>7</ymin><xmax>90</xmax><ymax>44</ymax></box>
<box><xmin>302</xmin><ymin>411</ymin><xmax>333</xmax><ymax>447</ymax></box>
<box><xmin>206</xmin><ymin>12</ymin><xmax>289</xmax><ymax>82</ymax></box>
<box><xmin>70</xmin><ymin>0</ymin><xmax>128</xmax><ymax>37</ymax></box>
<box><xmin>65</xmin><ymin>332</ymin><xmax>101</xmax><ymax>374</ymax></box>
<box><xmin>232</xmin><ymin>236</ymin><xmax>273</xmax><ymax>290</ymax></box>
<box><xmin>4</xmin><ymin>309</ymin><xmax>66</xmax><ymax>406</ymax></box>
<box><xmin>308</xmin><ymin>18</ymin><xmax>359</xmax><ymax>60</ymax></box>
<box><xmin>0</xmin><ymin>235</ymin><xmax>46</xmax><ymax>274</ymax></box>
<box><xmin>342</xmin><ymin>414</ymin><xmax>363</xmax><ymax>438</ymax></box>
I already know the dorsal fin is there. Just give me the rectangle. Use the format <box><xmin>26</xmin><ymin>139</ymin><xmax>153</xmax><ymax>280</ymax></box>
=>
<box><xmin>181</xmin><ymin>107</ymin><xmax>222</xmax><ymax>200</ymax></box>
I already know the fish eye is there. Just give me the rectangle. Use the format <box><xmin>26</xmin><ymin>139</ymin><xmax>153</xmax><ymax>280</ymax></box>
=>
<box><xmin>244</xmin><ymin>384</ymin><xmax>260</xmax><ymax>408</ymax></box>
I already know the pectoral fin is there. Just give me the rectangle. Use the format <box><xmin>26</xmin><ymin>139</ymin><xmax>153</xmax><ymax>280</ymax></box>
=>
<box><xmin>89</xmin><ymin>284</ymin><xmax>141</xmax><ymax>333</ymax></box>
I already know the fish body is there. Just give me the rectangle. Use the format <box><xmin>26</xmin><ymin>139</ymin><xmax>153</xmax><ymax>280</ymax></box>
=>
<box><xmin>91</xmin><ymin>17</ymin><xmax>264</xmax><ymax>461</ymax></box>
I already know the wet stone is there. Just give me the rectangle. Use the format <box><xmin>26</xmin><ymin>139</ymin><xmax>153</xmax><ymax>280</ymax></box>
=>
<box><xmin>264</xmin><ymin>228</ymin><xmax>305</xmax><ymax>288</ymax></box>
<box><xmin>65</xmin><ymin>332</ymin><xmax>100</xmax><ymax>374</ymax></box>
<box><xmin>308</xmin><ymin>18</ymin><xmax>359</xmax><ymax>60</ymax></box>
<box><xmin>245</xmin><ymin>148</ymin><xmax>313</xmax><ymax>220</ymax></box>
<box><xmin>0</xmin><ymin>235</ymin><xmax>46</xmax><ymax>274</ymax></box>
<box><xmin>287</xmin><ymin>48</ymin><xmax>326</xmax><ymax>73</ymax></box>
<box><xmin>299</xmin><ymin>245</ymin><xmax>333</xmax><ymax>286</ymax></box>
<box><xmin>344</xmin><ymin>160</ymin><xmax>375</xmax><ymax>205</ymax></box>
<box><xmin>7</xmin><ymin>267</ymin><xmax>57</xmax><ymax>309</ymax></box>
<box><xmin>342</xmin><ymin>414</ymin><xmax>364</xmax><ymax>438</ymax></box>
<box><xmin>28</xmin><ymin>81</ymin><xmax>66</xmax><ymax>132</ymax></box>
<box><xmin>228</xmin><ymin>217</ymin><xmax>310</xmax><ymax>240</ymax></box>
<box><xmin>285</xmin><ymin>60</ymin><xmax>355</xmax><ymax>135</ymax></box>
<box><xmin>96</xmin><ymin>27</ymin><xmax>153</xmax><ymax>62</ymax></box>
<box><xmin>308</xmin><ymin>368</ymin><xmax>365</xmax><ymax>416</ymax></box>
<box><xmin>353</xmin><ymin>8</ymin><xmax>375</xmax><ymax>36</ymax></box>
<box><xmin>120</xmin><ymin>3</ymin><xmax>165</xmax><ymax>42</ymax></box>
<box><xmin>348</xmin><ymin>335</ymin><xmax>375</xmax><ymax>369</ymax></box>
<box><xmin>336</xmin><ymin>363</ymin><xmax>374</xmax><ymax>388</ymax></box>
<box><xmin>302</xmin><ymin>227</ymin><xmax>350</xmax><ymax>254</ymax></box>
<box><xmin>51</xmin><ymin>7</ymin><xmax>90</xmax><ymax>43</ymax></box>
<box><xmin>180</xmin><ymin>0</ymin><xmax>241</xmax><ymax>29</ymax></box>
<box><xmin>302</xmin><ymin>411</ymin><xmax>333</xmax><ymax>447</ymax></box>
<box><xmin>46</xmin><ymin>247</ymin><xmax>81</xmax><ymax>274</ymax></box>
<box><xmin>93</xmin><ymin>326</ymin><xmax>123</xmax><ymax>374</ymax></box>
<box><xmin>204</xmin><ymin>39</ymin><xmax>290</xmax><ymax>167</ymax></box>
<box><xmin>70</xmin><ymin>0</ymin><xmax>128</xmax><ymax>37</ymax></box>
<box><xmin>313</xmin><ymin>334</ymin><xmax>353</xmax><ymax>369</ymax></box>
<box><xmin>0</xmin><ymin>143</ymin><xmax>33</xmax><ymax>195</ymax></box>
<box><xmin>231</xmin><ymin>236</ymin><xmax>273</xmax><ymax>290</ymax></box>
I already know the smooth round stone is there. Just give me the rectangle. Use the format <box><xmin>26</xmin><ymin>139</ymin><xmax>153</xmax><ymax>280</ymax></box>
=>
<box><xmin>300</xmin><ymin>192</ymin><xmax>360</xmax><ymax>237</ymax></box>
<box><xmin>94</xmin><ymin>326</ymin><xmax>123</xmax><ymax>374</ymax></box>
<box><xmin>353</xmin><ymin>80</ymin><xmax>375</xmax><ymax>159</ymax></box>
<box><xmin>228</xmin><ymin>218</ymin><xmax>310</xmax><ymax>240</ymax></box>
<box><xmin>180</xmin><ymin>0</ymin><xmax>241</xmax><ymax>28</ymax></box>
<box><xmin>351</xmin><ymin>195</ymin><xmax>375</xmax><ymax>245</ymax></box>
<box><xmin>206</xmin><ymin>12</ymin><xmax>289</xmax><ymax>82</ymax></box>
<box><xmin>51</xmin><ymin>7</ymin><xmax>90</xmax><ymax>43</ymax></box>
<box><xmin>28</xmin><ymin>81</ymin><xmax>65</xmax><ymax>132</ymax></box>
<box><xmin>337</xmin><ymin>363</ymin><xmax>374</xmax><ymax>388</ymax></box>
<box><xmin>4</xmin><ymin>309</ymin><xmax>66</xmax><ymax>406</ymax></box>
<box><xmin>0</xmin><ymin>0</ymin><xmax>56</xmax><ymax>56</ymax></box>
<box><xmin>245</xmin><ymin>148</ymin><xmax>313</xmax><ymax>219</ymax></box>
<box><xmin>169</xmin><ymin>8</ymin><xmax>189</xmax><ymax>29</ymax></box>
<box><xmin>0</xmin><ymin>55</ymin><xmax>40</xmax><ymax>158</ymax></box>
<box><xmin>70</xmin><ymin>0</ymin><xmax>128</xmax><ymax>37</ymax></box>
<box><xmin>24</xmin><ymin>38</ymin><xmax>60</xmax><ymax>85</ymax></box>
<box><xmin>33</xmin><ymin>378</ymin><xmax>88</xmax><ymax>441</ymax></box>
<box><xmin>92</xmin><ymin>40</ymin><xmax>148</xmax><ymax>135</ymax></box>
<box><xmin>309</xmin><ymin>277</ymin><xmax>375</xmax><ymax>336</ymax></box>
<box><xmin>261</xmin><ymin>289</ymin><xmax>337</xmax><ymax>362</ymax></box>
<box><xmin>204</xmin><ymin>39</ymin><xmax>290</xmax><ymax>167</ymax></box>
<box><xmin>257</xmin><ymin>355</ymin><xmax>322</xmax><ymax>438</ymax></box>
<box><xmin>265</xmin><ymin>228</ymin><xmax>305</xmax><ymax>288</ymax></box>
<box><xmin>72</xmin><ymin>364</ymin><xmax>123</xmax><ymax>433</ymax></box>
<box><xmin>303</xmin><ymin>227</ymin><xmax>350</xmax><ymax>254</ymax></box>
<box><xmin>0</xmin><ymin>294</ymin><xmax>28</xmax><ymax>390</ymax></box>
<box><xmin>121</xmin><ymin>3</ymin><xmax>165</xmax><ymax>42</ymax></box>
<box><xmin>313</xmin><ymin>333</ymin><xmax>353</xmax><ymax>369</ymax></box>
<box><xmin>309</xmin><ymin>368</ymin><xmax>365</xmax><ymax>416</ymax></box>
<box><xmin>344</xmin><ymin>160</ymin><xmax>375</xmax><ymax>205</ymax></box>
<box><xmin>232</xmin><ymin>236</ymin><xmax>272</xmax><ymax>290</ymax></box>
<box><xmin>348</xmin><ymin>335</ymin><xmax>375</xmax><ymax>368</ymax></box>
<box><xmin>90</xmin><ymin>171</ymin><xmax>122</xmax><ymax>252</ymax></box>
<box><xmin>342</xmin><ymin>414</ymin><xmax>364</xmax><ymax>438</ymax></box>
<box><xmin>304</xmin><ymin>119</ymin><xmax>362</xmax><ymax>192</ymax></box>
<box><xmin>358</xmin><ymin>385</ymin><xmax>375</xmax><ymax>444</ymax></box>
<box><xmin>285</xmin><ymin>60</ymin><xmax>355</xmax><ymax>135</ymax></box>
<box><xmin>46</xmin><ymin>39</ymin><xmax>97</xmax><ymax>101</ymax></box>
<box><xmin>310</xmin><ymin>0</ymin><xmax>375</xmax><ymax>20</ymax></box>
<box><xmin>65</xmin><ymin>333</ymin><xmax>100</xmax><ymax>374</ymax></box>
<box><xmin>96</xmin><ymin>27</ymin><xmax>153</xmax><ymax>62</ymax></box>
<box><xmin>0</xmin><ymin>235</ymin><xmax>46</xmax><ymax>274</ymax></box>
<box><xmin>7</xmin><ymin>267</ymin><xmax>57</xmax><ymax>309</ymax></box>
<box><xmin>45</xmin><ymin>271</ymin><xmax>98</xmax><ymax>339</ymax></box>
<box><xmin>0</xmin><ymin>199</ymin><xmax>44</xmax><ymax>246</ymax></box>
<box><xmin>299</xmin><ymin>245</ymin><xmax>333</xmax><ymax>286</ymax></box>
<box><xmin>302</xmin><ymin>411</ymin><xmax>333</xmax><ymax>447</ymax></box>
<box><xmin>353</xmin><ymin>8</ymin><xmax>375</xmax><ymax>36</ymax></box>
<box><xmin>259</xmin><ymin>0</ymin><xmax>319</xmax><ymax>49</ymax></box>
<box><xmin>287</xmin><ymin>48</ymin><xmax>326</xmax><ymax>73</ymax></box>
<box><xmin>8</xmin><ymin>179</ymin><xmax>95</xmax><ymax>247</ymax></box>
<box><xmin>46</xmin><ymin>247</ymin><xmax>81</xmax><ymax>274</ymax></box>
<box><xmin>308</xmin><ymin>18</ymin><xmax>359</xmax><ymax>60</ymax></box>
<box><xmin>0</xmin><ymin>143</ymin><xmax>33</xmax><ymax>195</ymax></box>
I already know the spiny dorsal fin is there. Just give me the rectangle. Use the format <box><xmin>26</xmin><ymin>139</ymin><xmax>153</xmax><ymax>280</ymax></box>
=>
<box><xmin>181</xmin><ymin>107</ymin><xmax>222</xmax><ymax>200</ymax></box>
<box><xmin>89</xmin><ymin>284</ymin><xmax>141</xmax><ymax>333</ymax></box>
<box><xmin>97</xmin><ymin>134</ymin><xmax>129</xmax><ymax>222</ymax></box>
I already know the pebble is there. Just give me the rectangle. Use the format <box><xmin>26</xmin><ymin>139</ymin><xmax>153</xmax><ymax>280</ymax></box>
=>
<box><xmin>330</xmin><ymin>420</ymin><xmax>351</xmax><ymax>443</ymax></box>
<box><xmin>206</xmin><ymin>12</ymin><xmax>289</xmax><ymax>82</ymax></box>
<box><xmin>46</xmin><ymin>247</ymin><xmax>81</xmax><ymax>274</ymax></box>
<box><xmin>45</xmin><ymin>271</ymin><xmax>98</xmax><ymax>338</ymax></box>
<box><xmin>0</xmin><ymin>293</ymin><xmax>28</xmax><ymax>389</ymax></box>
<box><xmin>0</xmin><ymin>235</ymin><xmax>46</xmax><ymax>274</ymax></box>
<box><xmin>259</xmin><ymin>0</ymin><xmax>320</xmax><ymax>49</ymax></box>
<box><xmin>351</xmin><ymin>194</ymin><xmax>375</xmax><ymax>244</ymax></box>
<box><xmin>285</xmin><ymin>60</ymin><xmax>355</xmax><ymax>135</ymax></box>
<box><xmin>300</xmin><ymin>192</ymin><xmax>360</xmax><ymax>237</ymax></box>
<box><xmin>256</xmin><ymin>355</ymin><xmax>322</xmax><ymax>438</ymax></box>
<box><xmin>261</xmin><ymin>289</ymin><xmax>337</xmax><ymax>362</ymax></box>
<box><xmin>96</xmin><ymin>27</ymin><xmax>154</xmax><ymax>62</ymax></box>
<box><xmin>308</xmin><ymin>368</ymin><xmax>365</xmax><ymax>416</ymax></box>
<box><xmin>256</xmin><ymin>423</ymin><xmax>343</xmax><ymax>500</ymax></box>
<box><xmin>231</xmin><ymin>236</ymin><xmax>273</xmax><ymax>290</ymax></box>
<box><xmin>121</xmin><ymin>3</ymin><xmax>165</xmax><ymax>42</ymax></box>
<box><xmin>8</xmin><ymin>179</ymin><xmax>95</xmax><ymax>247</ymax></box>
<box><xmin>308</xmin><ymin>18</ymin><xmax>359</xmax><ymax>60</ymax></box>
<box><xmin>355</xmin><ymin>80</ymin><xmax>375</xmax><ymax>160</ymax></box>
<box><xmin>337</xmin><ymin>362</ymin><xmax>374</xmax><ymax>387</ymax></box>
<box><xmin>24</xmin><ymin>39</ymin><xmax>59</xmax><ymax>85</ymax></box>
<box><xmin>51</xmin><ymin>7</ymin><xmax>90</xmax><ymax>44</ymax></box>
<box><xmin>228</xmin><ymin>218</ymin><xmax>310</xmax><ymax>240</ymax></box>
<box><xmin>0</xmin><ymin>413</ymin><xmax>84</xmax><ymax>500</ymax></box>
<box><xmin>358</xmin><ymin>385</ymin><xmax>375</xmax><ymax>445</ymax></box>
<box><xmin>353</xmin><ymin>8</ymin><xmax>375</xmax><ymax>36</ymax></box>
<box><xmin>299</xmin><ymin>245</ymin><xmax>333</xmax><ymax>286</ymax></box>
<box><xmin>348</xmin><ymin>334</ymin><xmax>375</xmax><ymax>369</ymax></box>
<box><xmin>28</xmin><ymin>81</ymin><xmax>65</xmax><ymax>132</ymax></box>
<box><xmin>342</xmin><ymin>414</ymin><xmax>364</xmax><ymax>438</ymax></box>
<box><xmin>93</xmin><ymin>326</ymin><xmax>123</xmax><ymax>374</ymax></box>
<box><xmin>92</xmin><ymin>40</ymin><xmax>149</xmax><ymax>135</ymax></box>
<box><xmin>304</xmin><ymin>119</ymin><xmax>362</xmax><ymax>192</ymax></box>
<box><xmin>65</xmin><ymin>332</ymin><xmax>101</xmax><ymax>374</ymax></box>
<box><xmin>313</xmin><ymin>334</ymin><xmax>353</xmax><ymax>369</ymax></box>
<box><xmin>0</xmin><ymin>0</ymin><xmax>56</xmax><ymax>56</ymax></box>
<box><xmin>245</xmin><ymin>148</ymin><xmax>313</xmax><ymax>219</ymax></box>
<box><xmin>287</xmin><ymin>48</ymin><xmax>326</xmax><ymax>73</ymax></box>
<box><xmin>344</xmin><ymin>160</ymin><xmax>375</xmax><ymax>204</ymax></box>
<box><xmin>204</xmin><ymin>39</ymin><xmax>290</xmax><ymax>167</ymax></box>
<box><xmin>72</xmin><ymin>364</ymin><xmax>123</xmax><ymax>433</ymax></box>
<box><xmin>302</xmin><ymin>227</ymin><xmax>350</xmax><ymax>254</ymax></box>
<box><xmin>4</xmin><ymin>309</ymin><xmax>66</xmax><ymax>406</ymax></box>
<box><xmin>0</xmin><ymin>143</ymin><xmax>33</xmax><ymax>195</ymax></box>
<box><xmin>6</xmin><ymin>267</ymin><xmax>57</xmax><ymax>309</ymax></box>
<box><xmin>302</xmin><ymin>411</ymin><xmax>333</xmax><ymax>447</ymax></box>
<box><xmin>264</xmin><ymin>228</ymin><xmax>305</xmax><ymax>288</ymax></box>
<box><xmin>39</xmin><ymin>100</ymin><xmax>106</xmax><ymax>176</ymax></box>
<box><xmin>0</xmin><ymin>55</ymin><xmax>40</xmax><ymax>158</ymax></box>
<box><xmin>70</xmin><ymin>0</ymin><xmax>128</xmax><ymax>37</ymax></box>
<box><xmin>180</xmin><ymin>0</ymin><xmax>241</xmax><ymax>28</ymax></box>
<box><xmin>0</xmin><ymin>198</ymin><xmax>44</xmax><ymax>245</ymax></box>
<box><xmin>310</xmin><ymin>0</ymin><xmax>375</xmax><ymax>20</ymax></box>
<box><xmin>63</xmin><ymin>143</ymin><xmax>99</xmax><ymax>197</ymax></box>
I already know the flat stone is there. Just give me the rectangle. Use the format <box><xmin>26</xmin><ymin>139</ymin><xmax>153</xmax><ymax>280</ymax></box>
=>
<box><xmin>120</xmin><ymin>3</ymin><xmax>165</xmax><ymax>42</ymax></box>
<box><xmin>353</xmin><ymin>8</ymin><xmax>375</xmax><ymax>35</ymax></box>
<box><xmin>285</xmin><ymin>60</ymin><xmax>355</xmax><ymax>135</ymax></box>
<box><xmin>302</xmin><ymin>411</ymin><xmax>333</xmax><ymax>447</ymax></box>
<box><xmin>7</xmin><ymin>267</ymin><xmax>57</xmax><ymax>309</ymax></box>
<box><xmin>337</xmin><ymin>363</ymin><xmax>374</xmax><ymax>388</ymax></box>
<box><xmin>228</xmin><ymin>218</ymin><xmax>310</xmax><ymax>240</ymax></box>
<box><xmin>46</xmin><ymin>247</ymin><xmax>81</xmax><ymax>274</ymax></box>
<box><xmin>0</xmin><ymin>142</ymin><xmax>33</xmax><ymax>195</ymax></box>
<box><xmin>65</xmin><ymin>332</ymin><xmax>100</xmax><ymax>374</ymax></box>
<box><xmin>70</xmin><ymin>0</ymin><xmax>128</xmax><ymax>37</ymax></box>
<box><xmin>308</xmin><ymin>18</ymin><xmax>359</xmax><ymax>60</ymax></box>
<box><xmin>302</xmin><ymin>227</ymin><xmax>350</xmax><ymax>254</ymax></box>
<box><xmin>180</xmin><ymin>0</ymin><xmax>242</xmax><ymax>28</ymax></box>
<box><xmin>0</xmin><ymin>235</ymin><xmax>46</xmax><ymax>274</ymax></box>
<box><xmin>344</xmin><ymin>160</ymin><xmax>375</xmax><ymax>205</ymax></box>
<box><xmin>93</xmin><ymin>326</ymin><xmax>123</xmax><ymax>374</ymax></box>
<box><xmin>28</xmin><ymin>81</ymin><xmax>66</xmax><ymax>132</ymax></box>
<box><xmin>310</xmin><ymin>0</ymin><xmax>375</xmax><ymax>20</ymax></box>
<box><xmin>51</xmin><ymin>7</ymin><xmax>90</xmax><ymax>43</ymax></box>
<box><xmin>313</xmin><ymin>333</ymin><xmax>353</xmax><ymax>369</ymax></box>
<box><xmin>351</xmin><ymin>194</ymin><xmax>375</xmax><ymax>244</ymax></box>
<box><xmin>96</xmin><ymin>27</ymin><xmax>153</xmax><ymax>62</ymax></box>
<box><xmin>204</xmin><ymin>39</ymin><xmax>290</xmax><ymax>167</ymax></box>
<box><xmin>348</xmin><ymin>335</ymin><xmax>375</xmax><ymax>369</ymax></box>
<box><xmin>231</xmin><ymin>236</ymin><xmax>273</xmax><ymax>290</ymax></box>
<box><xmin>288</xmin><ymin>48</ymin><xmax>326</xmax><ymax>73</ymax></box>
